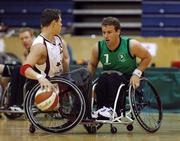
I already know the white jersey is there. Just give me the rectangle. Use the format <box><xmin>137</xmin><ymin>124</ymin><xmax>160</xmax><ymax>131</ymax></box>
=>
<box><xmin>32</xmin><ymin>35</ymin><xmax>63</xmax><ymax>77</ymax></box>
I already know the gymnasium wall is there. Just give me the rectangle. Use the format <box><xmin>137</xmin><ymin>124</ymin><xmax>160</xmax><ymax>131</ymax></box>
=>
<box><xmin>2</xmin><ymin>36</ymin><xmax>180</xmax><ymax>67</ymax></box>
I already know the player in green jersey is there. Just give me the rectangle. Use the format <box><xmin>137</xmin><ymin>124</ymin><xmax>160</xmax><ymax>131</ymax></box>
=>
<box><xmin>87</xmin><ymin>17</ymin><xmax>152</xmax><ymax>118</ymax></box>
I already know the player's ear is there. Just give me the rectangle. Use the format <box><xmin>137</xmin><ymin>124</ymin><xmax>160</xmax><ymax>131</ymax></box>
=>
<box><xmin>117</xmin><ymin>29</ymin><xmax>121</xmax><ymax>35</ymax></box>
<box><xmin>51</xmin><ymin>20</ymin><xmax>56</xmax><ymax>27</ymax></box>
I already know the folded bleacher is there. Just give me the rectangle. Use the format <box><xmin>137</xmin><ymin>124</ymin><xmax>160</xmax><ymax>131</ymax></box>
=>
<box><xmin>1</xmin><ymin>0</ymin><xmax>179</xmax><ymax>36</ymax></box>
<box><xmin>141</xmin><ymin>0</ymin><xmax>180</xmax><ymax>37</ymax></box>
<box><xmin>0</xmin><ymin>0</ymin><xmax>74</xmax><ymax>28</ymax></box>
<box><xmin>73</xmin><ymin>0</ymin><xmax>142</xmax><ymax>36</ymax></box>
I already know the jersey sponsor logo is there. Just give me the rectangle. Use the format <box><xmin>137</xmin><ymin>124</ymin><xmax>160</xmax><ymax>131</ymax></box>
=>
<box><xmin>117</xmin><ymin>53</ymin><xmax>126</xmax><ymax>62</ymax></box>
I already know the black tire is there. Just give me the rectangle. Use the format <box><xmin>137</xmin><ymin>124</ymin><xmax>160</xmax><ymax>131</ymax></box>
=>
<box><xmin>0</xmin><ymin>83</ymin><xmax>23</xmax><ymax>119</ymax></box>
<box><xmin>127</xmin><ymin>124</ymin><xmax>133</xmax><ymax>131</ymax></box>
<box><xmin>24</xmin><ymin>77</ymin><xmax>86</xmax><ymax>133</ymax></box>
<box><xmin>111</xmin><ymin>126</ymin><xmax>117</xmax><ymax>134</ymax></box>
<box><xmin>29</xmin><ymin>124</ymin><xmax>36</xmax><ymax>133</ymax></box>
<box><xmin>129</xmin><ymin>78</ymin><xmax>163</xmax><ymax>133</ymax></box>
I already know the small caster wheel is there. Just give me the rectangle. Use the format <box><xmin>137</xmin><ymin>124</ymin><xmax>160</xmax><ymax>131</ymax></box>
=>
<box><xmin>127</xmin><ymin>124</ymin><xmax>133</xmax><ymax>131</ymax></box>
<box><xmin>29</xmin><ymin>124</ymin><xmax>36</xmax><ymax>133</ymax></box>
<box><xmin>111</xmin><ymin>126</ymin><xmax>117</xmax><ymax>134</ymax></box>
<box><xmin>84</xmin><ymin>124</ymin><xmax>97</xmax><ymax>134</ymax></box>
<box><xmin>89</xmin><ymin>126</ymin><xmax>97</xmax><ymax>134</ymax></box>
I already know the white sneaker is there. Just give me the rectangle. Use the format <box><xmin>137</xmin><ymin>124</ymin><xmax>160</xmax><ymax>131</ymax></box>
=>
<box><xmin>98</xmin><ymin>107</ymin><xmax>117</xmax><ymax>119</ymax></box>
<box><xmin>91</xmin><ymin>106</ymin><xmax>107</xmax><ymax>119</ymax></box>
<box><xmin>9</xmin><ymin>106</ymin><xmax>24</xmax><ymax>113</ymax></box>
<box><xmin>92</xmin><ymin>106</ymin><xmax>117</xmax><ymax>119</ymax></box>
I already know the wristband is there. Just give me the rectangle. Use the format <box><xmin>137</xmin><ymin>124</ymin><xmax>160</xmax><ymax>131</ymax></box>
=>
<box><xmin>36</xmin><ymin>74</ymin><xmax>45</xmax><ymax>80</ymax></box>
<box><xmin>20</xmin><ymin>64</ymin><xmax>32</xmax><ymax>76</ymax></box>
<box><xmin>133</xmin><ymin>69</ymin><xmax>142</xmax><ymax>78</ymax></box>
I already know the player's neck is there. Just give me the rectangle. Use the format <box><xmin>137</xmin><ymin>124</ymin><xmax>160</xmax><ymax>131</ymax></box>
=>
<box><xmin>41</xmin><ymin>28</ymin><xmax>54</xmax><ymax>42</ymax></box>
<box><xmin>108</xmin><ymin>38</ymin><xmax>120</xmax><ymax>51</ymax></box>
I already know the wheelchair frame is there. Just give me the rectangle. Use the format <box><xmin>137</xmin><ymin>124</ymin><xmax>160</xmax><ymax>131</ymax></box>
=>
<box><xmin>23</xmin><ymin>71</ymin><xmax>163</xmax><ymax>134</ymax></box>
<box><xmin>88</xmin><ymin>76</ymin><xmax>163</xmax><ymax>134</ymax></box>
<box><xmin>0</xmin><ymin>70</ymin><xmax>163</xmax><ymax>134</ymax></box>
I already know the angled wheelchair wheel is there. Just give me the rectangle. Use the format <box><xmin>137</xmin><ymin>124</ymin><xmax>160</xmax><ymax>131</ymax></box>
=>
<box><xmin>24</xmin><ymin>77</ymin><xmax>86</xmax><ymax>133</ymax></box>
<box><xmin>82</xmin><ymin>77</ymin><xmax>104</xmax><ymax>134</ymax></box>
<box><xmin>129</xmin><ymin>77</ymin><xmax>163</xmax><ymax>133</ymax></box>
<box><xmin>0</xmin><ymin>83</ymin><xmax>23</xmax><ymax>119</ymax></box>
<box><xmin>0</xmin><ymin>83</ymin><xmax>11</xmax><ymax>109</ymax></box>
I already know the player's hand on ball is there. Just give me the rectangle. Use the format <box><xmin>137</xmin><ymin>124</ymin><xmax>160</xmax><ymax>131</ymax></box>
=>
<box><xmin>38</xmin><ymin>76</ymin><xmax>55</xmax><ymax>92</ymax></box>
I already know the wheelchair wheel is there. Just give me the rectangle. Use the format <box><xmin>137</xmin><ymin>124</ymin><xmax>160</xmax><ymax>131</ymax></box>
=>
<box><xmin>0</xmin><ymin>83</ymin><xmax>23</xmax><ymax>119</ymax></box>
<box><xmin>129</xmin><ymin>78</ymin><xmax>163</xmax><ymax>133</ymax></box>
<box><xmin>86</xmin><ymin>78</ymin><xmax>104</xmax><ymax>133</ymax></box>
<box><xmin>24</xmin><ymin>77</ymin><xmax>86</xmax><ymax>133</ymax></box>
<box><xmin>0</xmin><ymin>85</ymin><xmax>3</xmax><ymax>101</ymax></box>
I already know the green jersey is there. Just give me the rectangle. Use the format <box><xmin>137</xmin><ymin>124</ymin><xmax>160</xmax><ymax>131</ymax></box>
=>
<box><xmin>98</xmin><ymin>36</ymin><xmax>137</xmax><ymax>74</ymax></box>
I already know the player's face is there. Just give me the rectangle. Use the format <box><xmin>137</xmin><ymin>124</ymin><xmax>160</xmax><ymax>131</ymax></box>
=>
<box><xmin>19</xmin><ymin>31</ymin><xmax>33</xmax><ymax>49</ymax></box>
<box><xmin>102</xmin><ymin>25</ymin><xmax>120</xmax><ymax>47</ymax></box>
<box><xmin>55</xmin><ymin>16</ymin><xmax>62</xmax><ymax>34</ymax></box>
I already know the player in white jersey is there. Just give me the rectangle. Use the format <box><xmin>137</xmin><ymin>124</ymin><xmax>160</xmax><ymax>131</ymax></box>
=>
<box><xmin>32</xmin><ymin>35</ymin><xmax>64</xmax><ymax>77</ymax></box>
<box><xmin>20</xmin><ymin>8</ymin><xmax>69</xmax><ymax>91</ymax></box>
<box><xmin>20</xmin><ymin>9</ymin><xmax>94</xmax><ymax>119</ymax></box>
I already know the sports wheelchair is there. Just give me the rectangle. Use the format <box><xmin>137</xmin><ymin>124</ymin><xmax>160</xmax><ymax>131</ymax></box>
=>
<box><xmin>0</xmin><ymin>80</ymin><xmax>27</xmax><ymax>119</ymax></box>
<box><xmin>24</xmin><ymin>70</ymin><xmax>163</xmax><ymax>134</ymax></box>
<box><xmin>0</xmin><ymin>61</ymin><xmax>24</xmax><ymax>119</ymax></box>
<box><xmin>84</xmin><ymin>71</ymin><xmax>163</xmax><ymax>134</ymax></box>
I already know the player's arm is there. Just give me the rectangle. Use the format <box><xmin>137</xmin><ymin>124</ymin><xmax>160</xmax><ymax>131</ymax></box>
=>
<box><xmin>129</xmin><ymin>39</ymin><xmax>152</xmax><ymax>88</ymax></box>
<box><xmin>130</xmin><ymin>39</ymin><xmax>152</xmax><ymax>72</ymax></box>
<box><xmin>20</xmin><ymin>43</ymin><xmax>46</xmax><ymax>80</ymax></box>
<box><xmin>20</xmin><ymin>43</ymin><xmax>55</xmax><ymax>91</ymax></box>
<box><xmin>62</xmin><ymin>40</ymin><xmax>70</xmax><ymax>73</ymax></box>
<box><xmin>87</xmin><ymin>44</ymin><xmax>99</xmax><ymax>76</ymax></box>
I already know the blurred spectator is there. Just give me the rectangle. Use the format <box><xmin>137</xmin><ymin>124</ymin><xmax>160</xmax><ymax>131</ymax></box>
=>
<box><xmin>19</xmin><ymin>27</ymin><xmax>35</xmax><ymax>61</ymax></box>
<box><xmin>0</xmin><ymin>27</ymin><xmax>34</xmax><ymax>111</ymax></box>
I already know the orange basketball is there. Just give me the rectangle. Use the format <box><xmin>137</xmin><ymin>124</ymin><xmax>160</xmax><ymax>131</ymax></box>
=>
<box><xmin>35</xmin><ymin>88</ymin><xmax>59</xmax><ymax>111</ymax></box>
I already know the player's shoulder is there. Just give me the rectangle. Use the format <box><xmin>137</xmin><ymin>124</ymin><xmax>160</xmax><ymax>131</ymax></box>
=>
<box><xmin>129</xmin><ymin>39</ymin><xmax>141</xmax><ymax>47</ymax></box>
<box><xmin>32</xmin><ymin>35</ymin><xmax>44</xmax><ymax>46</ymax></box>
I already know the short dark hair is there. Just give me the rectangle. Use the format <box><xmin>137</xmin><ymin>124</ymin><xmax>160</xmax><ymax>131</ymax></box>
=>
<box><xmin>101</xmin><ymin>17</ymin><xmax>121</xmax><ymax>31</ymax></box>
<box><xmin>19</xmin><ymin>27</ymin><xmax>34</xmax><ymax>37</ymax></box>
<box><xmin>40</xmin><ymin>8</ymin><xmax>61</xmax><ymax>27</ymax></box>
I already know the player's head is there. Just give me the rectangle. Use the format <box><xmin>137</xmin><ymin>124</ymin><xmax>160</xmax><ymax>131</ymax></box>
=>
<box><xmin>101</xmin><ymin>17</ymin><xmax>121</xmax><ymax>46</ymax></box>
<box><xmin>19</xmin><ymin>27</ymin><xmax>34</xmax><ymax>49</ymax></box>
<box><xmin>102</xmin><ymin>17</ymin><xmax>121</xmax><ymax>31</ymax></box>
<box><xmin>40</xmin><ymin>8</ymin><xmax>62</xmax><ymax>34</ymax></box>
